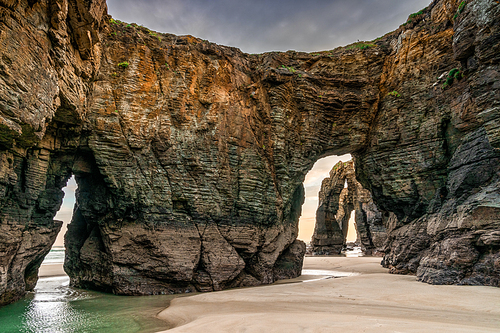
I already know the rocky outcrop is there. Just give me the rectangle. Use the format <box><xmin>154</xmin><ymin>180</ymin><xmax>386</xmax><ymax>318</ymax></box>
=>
<box><xmin>0</xmin><ymin>0</ymin><xmax>108</xmax><ymax>305</ymax></box>
<box><xmin>0</xmin><ymin>0</ymin><xmax>499</xmax><ymax>306</ymax></box>
<box><xmin>311</xmin><ymin>161</ymin><xmax>386</xmax><ymax>254</ymax></box>
<box><xmin>355</xmin><ymin>0</ymin><xmax>500</xmax><ymax>285</ymax></box>
<box><xmin>354</xmin><ymin>177</ymin><xmax>387</xmax><ymax>255</ymax></box>
<box><xmin>311</xmin><ymin>162</ymin><xmax>349</xmax><ymax>254</ymax></box>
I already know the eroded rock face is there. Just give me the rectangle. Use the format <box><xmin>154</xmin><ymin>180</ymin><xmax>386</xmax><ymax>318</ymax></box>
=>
<box><xmin>311</xmin><ymin>162</ymin><xmax>350</xmax><ymax>254</ymax></box>
<box><xmin>355</xmin><ymin>0</ymin><xmax>500</xmax><ymax>285</ymax></box>
<box><xmin>0</xmin><ymin>0</ymin><xmax>499</xmax><ymax>306</ymax></box>
<box><xmin>0</xmin><ymin>0</ymin><xmax>107</xmax><ymax>305</ymax></box>
<box><xmin>311</xmin><ymin>161</ymin><xmax>386</xmax><ymax>254</ymax></box>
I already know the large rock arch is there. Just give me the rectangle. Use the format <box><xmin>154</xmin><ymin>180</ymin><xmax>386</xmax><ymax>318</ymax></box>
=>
<box><xmin>1</xmin><ymin>0</ymin><xmax>499</xmax><ymax>305</ymax></box>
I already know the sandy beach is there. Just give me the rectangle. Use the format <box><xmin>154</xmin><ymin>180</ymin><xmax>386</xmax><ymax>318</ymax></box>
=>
<box><xmin>38</xmin><ymin>264</ymin><xmax>66</xmax><ymax>277</ymax></box>
<box><xmin>157</xmin><ymin>256</ymin><xmax>500</xmax><ymax>333</ymax></box>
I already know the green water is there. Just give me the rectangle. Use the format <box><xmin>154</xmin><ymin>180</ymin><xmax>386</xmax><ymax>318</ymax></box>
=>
<box><xmin>0</xmin><ymin>276</ymin><xmax>177</xmax><ymax>333</ymax></box>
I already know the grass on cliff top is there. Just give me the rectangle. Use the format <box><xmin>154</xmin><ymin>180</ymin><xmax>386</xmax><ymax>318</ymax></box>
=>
<box><xmin>402</xmin><ymin>6</ymin><xmax>428</xmax><ymax>27</ymax></box>
<box><xmin>345</xmin><ymin>42</ymin><xmax>376</xmax><ymax>50</ymax></box>
<box><xmin>408</xmin><ymin>9</ymin><xmax>425</xmax><ymax>20</ymax></box>
<box><xmin>108</xmin><ymin>18</ymin><xmax>164</xmax><ymax>43</ymax></box>
<box><xmin>308</xmin><ymin>41</ymin><xmax>377</xmax><ymax>57</ymax></box>
<box><xmin>108</xmin><ymin>17</ymin><xmax>215</xmax><ymax>48</ymax></box>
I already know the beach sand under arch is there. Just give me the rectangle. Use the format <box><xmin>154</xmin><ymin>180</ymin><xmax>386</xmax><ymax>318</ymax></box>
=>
<box><xmin>157</xmin><ymin>256</ymin><xmax>500</xmax><ymax>332</ymax></box>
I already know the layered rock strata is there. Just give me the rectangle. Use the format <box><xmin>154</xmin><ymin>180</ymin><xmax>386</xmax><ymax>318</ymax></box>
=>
<box><xmin>311</xmin><ymin>161</ymin><xmax>386</xmax><ymax>254</ymax></box>
<box><xmin>0</xmin><ymin>0</ymin><xmax>499</xmax><ymax>306</ymax></box>
<box><xmin>355</xmin><ymin>0</ymin><xmax>500</xmax><ymax>285</ymax></box>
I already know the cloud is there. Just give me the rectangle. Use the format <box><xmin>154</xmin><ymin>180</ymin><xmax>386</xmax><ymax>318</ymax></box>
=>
<box><xmin>107</xmin><ymin>0</ymin><xmax>431</xmax><ymax>53</ymax></box>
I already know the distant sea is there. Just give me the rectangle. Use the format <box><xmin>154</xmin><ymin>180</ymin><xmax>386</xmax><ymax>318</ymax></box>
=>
<box><xmin>41</xmin><ymin>246</ymin><xmax>65</xmax><ymax>265</ymax></box>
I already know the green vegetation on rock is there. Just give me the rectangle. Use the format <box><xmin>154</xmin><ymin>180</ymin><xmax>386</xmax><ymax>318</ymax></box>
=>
<box><xmin>118</xmin><ymin>61</ymin><xmax>129</xmax><ymax>68</ymax></box>
<box><xmin>346</xmin><ymin>42</ymin><xmax>376</xmax><ymax>50</ymax></box>
<box><xmin>453</xmin><ymin>1</ymin><xmax>467</xmax><ymax>21</ymax></box>
<box><xmin>442</xmin><ymin>68</ymin><xmax>463</xmax><ymax>89</ymax></box>
<box><xmin>281</xmin><ymin>65</ymin><xmax>296</xmax><ymax>73</ymax></box>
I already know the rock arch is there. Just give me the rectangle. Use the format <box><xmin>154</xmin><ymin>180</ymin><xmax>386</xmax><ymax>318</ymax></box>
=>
<box><xmin>1</xmin><ymin>0</ymin><xmax>499</xmax><ymax>306</ymax></box>
<box><xmin>311</xmin><ymin>160</ymin><xmax>387</xmax><ymax>255</ymax></box>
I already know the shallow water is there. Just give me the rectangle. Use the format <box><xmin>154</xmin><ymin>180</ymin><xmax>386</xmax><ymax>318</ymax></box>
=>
<box><xmin>40</xmin><ymin>247</ymin><xmax>65</xmax><ymax>265</ymax></box>
<box><xmin>342</xmin><ymin>246</ymin><xmax>364</xmax><ymax>257</ymax></box>
<box><xmin>299</xmin><ymin>269</ymin><xmax>359</xmax><ymax>283</ymax></box>
<box><xmin>0</xmin><ymin>275</ymin><xmax>180</xmax><ymax>333</ymax></box>
<box><xmin>0</xmin><ymin>248</ymin><xmax>179</xmax><ymax>333</ymax></box>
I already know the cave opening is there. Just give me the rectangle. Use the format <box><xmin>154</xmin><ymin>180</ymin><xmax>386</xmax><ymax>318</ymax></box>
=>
<box><xmin>297</xmin><ymin>154</ymin><xmax>360</xmax><ymax>254</ymax></box>
<box><xmin>53</xmin><ymin>176</ymin><xmax>77</xmax><ymax>248</ymax></box>
<box><xmin>345</xmin><ymin>212</ymin><xmax>358</xmax><ymax>245</ymax></box>
<box><xmin>298</xmin><ymin>151</ymin><xmax>388</xmax><ymax>257</ymax></box>
<box><xmin>38</xmin><ymin>175</ymin><xmax>77</xmax><ymax>277</ymax></box>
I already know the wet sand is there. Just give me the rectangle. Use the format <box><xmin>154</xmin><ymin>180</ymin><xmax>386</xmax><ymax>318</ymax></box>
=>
<box><xmin>157</xmin><ymin>256</ymin><xmax>500</xmax><ymax>332</ymax></box>
<box><xmin>38</xmin><ymin>264</ymin><xmax>66</xmax><ymax>277</ymax></box>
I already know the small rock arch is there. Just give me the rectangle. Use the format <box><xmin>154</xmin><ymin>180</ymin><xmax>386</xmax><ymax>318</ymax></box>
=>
<box><xmin>311</xmin><ymin>160</ymin><xmax>387</xmax><ymax>255</ymax></box>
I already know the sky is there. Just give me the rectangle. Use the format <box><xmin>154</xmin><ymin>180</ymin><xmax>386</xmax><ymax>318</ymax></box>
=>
<box><xmin>53</xmin><ymin>177</ymin><xmax>76</xmax><ymax>247</ymax></box>
<box><xmin>54</xmin><ymin>0</ymin><xmax>431</xmax><ymax>246</ymax></box>
<box><xmin>106</xmin><ymin>0</ymin><xmax>431</xmax><ymax>54</ymax></box>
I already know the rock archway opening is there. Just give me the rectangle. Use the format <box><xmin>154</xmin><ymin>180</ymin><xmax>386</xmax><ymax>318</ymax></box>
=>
<box><xmin>345</xmin><ymin>212</ymin><xmax>358</xmax><ymax>244</ymax></box>
<box><xmin>29</xmin><ymin>176</ymin><xmax>77</xmax><ymax>285</ymax></box>
<box><xmin>300</xmin><ymin>154</ymin><xmax>388</xmax><ymax>256</ymax></box>
<box><xmin>52</xmin><ymin>176</ymin><xmax>77</xmax><ymax>249</ymax></box>
<box><xmin>297</xmin><ymin>154</ymin><xmax>354</xmax><ymax>248</ymax></box>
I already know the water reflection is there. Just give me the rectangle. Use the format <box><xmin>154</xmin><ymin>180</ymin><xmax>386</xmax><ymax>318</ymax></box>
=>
<box><xmin>24</xmin><ymin>300</ymin><xmax>90</xmax><ymax>333</ymax></box>
<box><xmin>301</xmin><ymin>269</ymin><xmax>359</xmax><ymax>283</ymax></box>
<box><xmin>21</xmin><ymin>277</ymin><xmax>93</xmax><ymax>333</ymax></box>
<box><xmin>342</xmin><ymin>246</ymin><xmax>364</xmax><ymax>257</ymax></box>
<box><xmin>0</xmin><ymin>276</ymin><xmax>176</xmax><ymax>333</ymax></box>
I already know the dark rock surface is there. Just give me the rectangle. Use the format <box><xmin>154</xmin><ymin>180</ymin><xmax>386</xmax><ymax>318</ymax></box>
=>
<box><xmin>357</xmin><ymin>0</ymin><xmax>500</xmax><ymax>285</ymax></box>
<box><xmin>311</xmin><ymin>161</ymin><xmax>386</xmax><ymax>255</ymax></box>
<box><xmin>0</xmin><ymin>0</ymin><xmax>499</xmax><ymax>306</ymax></box>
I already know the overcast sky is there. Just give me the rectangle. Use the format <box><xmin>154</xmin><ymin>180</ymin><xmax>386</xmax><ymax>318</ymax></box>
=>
<box><xmin>107</xmin><ymin>0</ymin><xmax>431</xmax><ymax>53</ymax></box>
<box><xmin>54</xmin><ymin>1</ymin><xmax>432</xmax><ymax>247</ymax></box>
